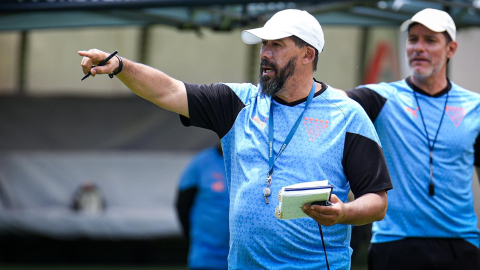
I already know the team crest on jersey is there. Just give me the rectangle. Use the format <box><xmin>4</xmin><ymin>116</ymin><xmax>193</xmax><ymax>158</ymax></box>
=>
<box><xmin>252</xmin><ymin>116</ymin><xmax>268</xmax><ymax>129</ymax></box>
<box><xmin>446</xmin><ymin>105</ymin><xmax>466</xmax><ymax>127</ymax></box>
<box><xmin>303</xmin><ymin>117</ymin><xmax>328</xmax><ymax>142</ymax></box>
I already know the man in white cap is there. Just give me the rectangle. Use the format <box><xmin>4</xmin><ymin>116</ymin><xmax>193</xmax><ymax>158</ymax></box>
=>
<box><xmin>79</xmin><ymin>9</ymin><xmax>392</xmax><ymax>269</ymax></box>
<box><xmin>336</xmin><ymin>8</ymin><xmax>480</xmax><ymax>270</ymax></box>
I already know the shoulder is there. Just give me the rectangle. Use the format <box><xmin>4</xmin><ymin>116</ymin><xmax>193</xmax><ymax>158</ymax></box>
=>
<box><xmin>324</xmin><ymin>85</ymin><xmax>368</xmax><ymax>114</ymax></box>
<box><xmin>324</xmin><ymin>86</ymin><xmax>381</xmax><ymax>144</ymax></box>
<box><xmin>356</xmin><ymin>80</ymin><xmax>407</xmax><ymax>98</ymax></box>
<box><xmin>450</xmin><ymin>82</ymin><xmax>480</xmax><ymax>98</ymax></box>
<box><xmin>450</xmin><ymin>82</ymin><xmax>480</xmax><ymax>114</ymax></box>
<box><xmin>223</xmin><ymin>82</ymin><xmax>261</xmax><ymax>104</ymax></box>
<box><xmin>184</xmin><ymin>82</ymin><xmax>259</xmax><ymax>100</ymax></box>
<box><xmin>322</xmin><ymin>86</ymin><xmax>362</xmax><ymax>111</ymax></box>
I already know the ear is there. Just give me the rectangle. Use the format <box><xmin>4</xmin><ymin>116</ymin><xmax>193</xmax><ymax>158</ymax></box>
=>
<box><xmin>302</xmin><ymin>46</ymin><xmax>315</xmax><ymax>66</ymax></box>
<box><xmin>446</xmin><ymin>40</ymin><xmax>458</xmax><ymax>59</ymax></box>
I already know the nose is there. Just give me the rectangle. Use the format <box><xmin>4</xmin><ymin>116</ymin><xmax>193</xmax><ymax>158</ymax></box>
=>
<box><xmin>260</xmin><ymin>44</ymin><xmax>273</xmax><ymax>60</ymax></box>
<box><xmin>412</xmin><ymin>39</ymin><xmax>425</xmax><ymax>53</ymax></box>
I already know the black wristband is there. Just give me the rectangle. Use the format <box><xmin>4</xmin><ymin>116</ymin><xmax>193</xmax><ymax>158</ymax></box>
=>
<box><xmin>109</xmin><ymin>55</ymin><xmax>123</xmax><ymax>78</ymax></box>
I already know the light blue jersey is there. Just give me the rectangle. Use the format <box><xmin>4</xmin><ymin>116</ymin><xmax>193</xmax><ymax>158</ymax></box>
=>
<box><xmin>350</xmin><ymin>78</ymin><xmax>480</xmax><ymax>248</ymax></box>
<box><xmin>181</xmin><ymin>81</ymin><xmax>392</xmax><ymax>270</ymax></box>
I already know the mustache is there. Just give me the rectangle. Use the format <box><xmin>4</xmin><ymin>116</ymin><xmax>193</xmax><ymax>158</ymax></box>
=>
<box><xmin>409</xmin><ymin>52</ymin><xmax>430</xmax><ymax>62</ymax></box>
<box><xmin>260</xmin><ymin>59</ymin><xmax>277</xmax><ymax>72</ymax></box>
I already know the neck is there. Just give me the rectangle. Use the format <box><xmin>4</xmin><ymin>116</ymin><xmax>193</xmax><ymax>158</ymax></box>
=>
<box><xmin>410</xmin><ymin>71</ymin><xmax>448</xmax><ymax>96</ymax></box>
<box><xmin>274</xmin><ymin>75</ymin><xmax>315</xmax><ymax>103</ymax></box>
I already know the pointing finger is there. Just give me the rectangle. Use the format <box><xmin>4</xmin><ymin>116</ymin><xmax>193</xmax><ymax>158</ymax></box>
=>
<box><xmin>78</xmin><ymin>49</ymin><xmax>107</xmax><ymax>63</ymax></box>
<box><xmin>78</xmin><ymin>50</ymin><xmax>90</xmax><ymax>57</ymax></box>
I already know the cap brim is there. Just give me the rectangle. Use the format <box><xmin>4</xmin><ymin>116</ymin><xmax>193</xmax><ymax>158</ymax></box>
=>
<box><xmin>400</xmin><ymin>19</ymin><xmax>446</xmax><ymax>33</ymax></box>
<box><xmin>241</xmin><ymin>28</ymin><xmax>292</xmax><ymax>45</ymax></box>
<box><xmin>400</xmin><ymin>19</ymin><xmax>413</xmax><ymax>32</ymax></box>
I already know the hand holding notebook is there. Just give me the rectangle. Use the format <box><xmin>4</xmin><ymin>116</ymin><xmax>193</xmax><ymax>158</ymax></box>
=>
<box><xmin>275</xmin><ymin>180</ymin><xmax>333</xmax><ymax>220</ymax></box>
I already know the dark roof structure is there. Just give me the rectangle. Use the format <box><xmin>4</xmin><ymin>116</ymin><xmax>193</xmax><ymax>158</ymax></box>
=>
<box><xmin>1</xmin><ymin>0</ymin><xmax>480</xmax><ymax>31</ymax></box>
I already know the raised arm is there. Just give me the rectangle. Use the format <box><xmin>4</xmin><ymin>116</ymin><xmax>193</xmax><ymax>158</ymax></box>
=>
<box><xmin>79</xmin><ymin>49</ymin><xmax>189</xmax><ymax>117</ymax></box>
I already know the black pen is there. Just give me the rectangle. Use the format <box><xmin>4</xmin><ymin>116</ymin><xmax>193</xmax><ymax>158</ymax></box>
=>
<box><xmin>81</xmin><ymin>50</ymin><xmax>118</xmax><ymax>81</ymax></box>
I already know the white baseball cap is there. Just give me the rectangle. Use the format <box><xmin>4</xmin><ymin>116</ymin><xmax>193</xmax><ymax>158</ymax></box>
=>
<box><xmin>241</xmin><ymin>9</ymin><xmax>325</xmax><ymax>53</ymax></box>
<box><xmin>400</xmin><ymin>8</ymin><xmax>456</xmax><ymax>41</ymax></box>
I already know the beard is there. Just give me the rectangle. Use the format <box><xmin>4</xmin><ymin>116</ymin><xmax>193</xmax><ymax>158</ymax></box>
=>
<box><xmin>259</xmin><ymin>56</ymin><xmax>297</xmax><ymax>97</ymax></box>
<box><xmin>408</xmin><ymin>52</ymin><xmax>447</xmax><ymax>80</ymax></box>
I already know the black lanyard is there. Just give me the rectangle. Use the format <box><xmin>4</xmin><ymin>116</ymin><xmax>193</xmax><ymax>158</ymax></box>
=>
<box><xmin>413</xmin><ymin>90</ymin><xmax>449</xmax><ymax>196</ymax></box>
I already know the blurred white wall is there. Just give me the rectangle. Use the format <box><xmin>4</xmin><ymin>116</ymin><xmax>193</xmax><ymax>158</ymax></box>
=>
<box><xmin>1</xmin><ymin>25</ymin><xmax>479</xmax><ymax>94</ymax></box>
<box><xmin>148</xmin><ymin>27</ymin><xmax>249</xmax><ymax>84</ymax></box>
<box><xmin>0</xmin><ymin>25</ymin><xmax>364</xmax><ymax>95</ymax></box>
<box><xmin>451</xmin><ymin>27</ymin><xmax>480</xmax><ymax>93</ymax></box>
<box><xmin>316</xmin><ymin>26</ymin><xmax>362</xmax><ymax>89</ymax></box>
<box><xmin>0</xmin><ymin>32</ymin><xmax>20</xmax><ymax>94</ymax></box>
<box><xmin>26</xmin><ymin>27</ymin><xmax>140</xmax><ymax>96</ymax></box>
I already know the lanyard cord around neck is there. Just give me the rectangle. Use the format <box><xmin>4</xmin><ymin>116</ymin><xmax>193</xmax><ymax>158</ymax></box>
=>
<box><xmin>262</xmin><ymin>81</ymin><xmax>316</xmax><ymax>204</ymax></box>
<box><xmin>413</xmin><ymin>90</ymin><xmax>449</xmax><ymax>196</ymax></box>
<box><xmin>267</xmin><ymin>82</ymin><xmax>330</xmax><ymax>270</ymax></box>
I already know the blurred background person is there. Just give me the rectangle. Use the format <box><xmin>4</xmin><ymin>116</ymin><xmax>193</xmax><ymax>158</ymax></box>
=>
<box><xmin>175</xmin><ymin>143</ymin><xmax>229</xmax><ymax>270</ymax></box>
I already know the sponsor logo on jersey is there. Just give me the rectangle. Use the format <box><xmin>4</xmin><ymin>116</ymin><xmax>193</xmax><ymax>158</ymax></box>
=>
<box><xmin>303</xmin><ymin>117</ymin><xmax>328</xmax><ymax>142</ymax></box>
<box><xmin>252</xmin><ymin>116</ymin><xmax>268</xmax><ymax>129</ymax></box>
<box><xmin>405</xmin><ymin>106</ymin><xmax>419</xmax><ymax>118</ymax></box>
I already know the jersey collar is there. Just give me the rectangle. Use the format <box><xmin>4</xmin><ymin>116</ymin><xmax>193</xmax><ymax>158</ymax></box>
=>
<box><xmin>273</xmin><ymin>79</ymin><xmax>328</xmax><ymax>107</ymax></box>
<box><xmin>405</xmin><ymin>76</ymin><xmax>452</xmax><ymax>98</ymax></box>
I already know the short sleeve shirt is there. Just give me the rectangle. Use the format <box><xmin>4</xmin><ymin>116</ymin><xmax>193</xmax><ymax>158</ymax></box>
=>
<box><xmin>181</xmin><ymin>81</ymin><xmax>392</xmax><ymax>269</ymax></box>
<box><xmin>347</xmin><ymin>78</ymin><xmax>480</xmax><ymax>247</ymax></box>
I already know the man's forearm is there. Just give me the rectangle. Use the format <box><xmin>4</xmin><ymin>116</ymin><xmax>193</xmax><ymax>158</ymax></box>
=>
<box><xmin>79</xmin><ymin>48</ymin><xmax>189</xmax><ymax>117</ymax></box>
<box><xmin>341</xmin><ymin>191</ymin><xmax>388</xmax><ymax>226</ymax></box>
<box><xmin>116</xmin><ymin>58</ymin><xmax>189</xmax><ymax>117</ymax></box>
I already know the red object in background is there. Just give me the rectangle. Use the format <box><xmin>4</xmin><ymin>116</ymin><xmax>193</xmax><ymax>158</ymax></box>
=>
<box><xmin>363</xmin><ymin>41</ymin><xmax>400</xmax><ymax>84</ymax></box>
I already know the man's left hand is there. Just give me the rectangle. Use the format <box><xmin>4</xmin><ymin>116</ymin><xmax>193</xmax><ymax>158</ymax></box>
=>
<box><xmin>302</xmin><ymin>194</ymin><xmax>345</xmax><ymax>226</ymax></box>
